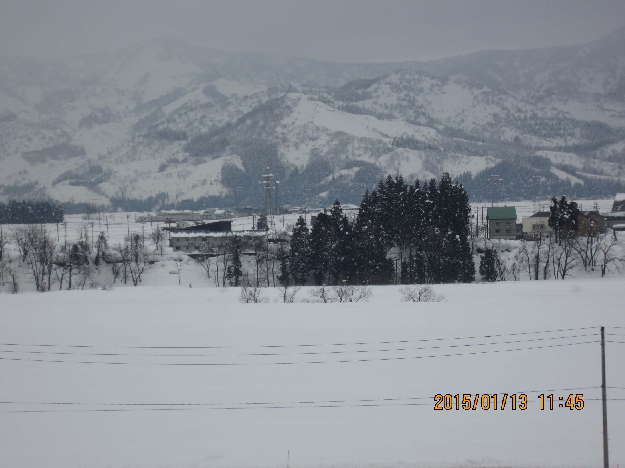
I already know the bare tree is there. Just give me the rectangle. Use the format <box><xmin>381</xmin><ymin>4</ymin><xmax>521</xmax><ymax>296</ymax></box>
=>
<box><xmin>514</xmin><ymin>240</ymin><xmax>533</xmax><ymax>280</ymax></box>
<box><xmin>193</xmin><ymin>241</ymin><xmax>214</xmax><ymax>284</ymax></box>
<box><xmin>573</xmin><ymin>233</ymin><xmax>601</xmax><ymax>271</ymax></box>
<box><xmin>551</xmin><ymin>238</ymin><xmax>579</xmax><ymax>280</ymax></box>
<box><xmin>94</xmin><ymin>231</ymin><xmax>108</xmax><ymax>266</ymax></box>
<box><xmin>149</xmin><ymin>228</ymin><xmax>167</xmax><ymax>257</ymax></box>
<box><xmin>332</xmin><ymin>283</ymin><xmax>372</xmax><ymax>302</ymax></box>
<box><xmin>277</xmin><ymin>284</ymin><xmax>301</xmax><ymax>303</ymax></box>
<box><xmin>239</xmin><ymin>279</ymin><xmax>268</xmax><ymax>303</ymax></box>
<box><xmin>399</xmin><ymin>285</ymin><xmax>444</xmax><ymax>302</ymax></box>
<box><xmin>596</xmin><ymin>232</ymin><xmax>622</xmax><ymax>277</ymax></box>
<box><xmin>172</xmin><ymin>254</ymin><xmax>186</xmax><ymax>285</ymax></box>
<box><xmin>0</xmin><ymin>257</ymin><xmax>19</xmax><ymax>293</ymax></box>
<box><xmin>308</xmin><ymin>285</ymin><xmax>333</xmax><ymax>303</ymax></box>
<box><xmin>116</xmin><ymin>234</ymin><xmax>153</xmax><ymax>286</ymax></box>
<box><xmin>0</xmin><ymin>224</ymin><xmax>8</xmax><ymax>262</ymax></box>
<box><xmin>494</xmin><ymin>251</ymin><xmax>509</xmax><ymax>281</ymax></box>
<box><xmin>13</xmin><ymin>225</ymin><xmax>57</xmax><ymax>292</ymax></box>
<box><xmin>128</xmin><ymin>234</ymin><xmax>153</xmax><ymax>286</ymax></box>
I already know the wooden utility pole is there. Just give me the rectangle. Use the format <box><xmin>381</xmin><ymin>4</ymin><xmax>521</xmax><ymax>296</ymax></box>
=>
<box><xmin>601</xmin><ymin>326</ymin><xmax>609</xmax><ymax>468</ymax></box>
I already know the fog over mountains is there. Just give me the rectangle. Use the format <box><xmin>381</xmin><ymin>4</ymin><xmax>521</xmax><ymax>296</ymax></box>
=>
<box><xmin>1</xmin><ymin>27</ymin><xmax>625</xmax><ymax>208</ymax></box>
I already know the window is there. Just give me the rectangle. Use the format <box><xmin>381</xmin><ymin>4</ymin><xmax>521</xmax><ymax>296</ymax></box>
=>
<box><xmin>506</xmin><ymin>229</ymin><xmax>511</xmax><ymax>233</ymax></box>
<box><xmin>495</xmin><ymin>229</ymin><xmax>500</xmax><ymax>234</ymax></box>
<box><xmin>495</xmin><ymin>221</ymin><xmax>501</xmax><ymax>226</ymax></box>
<box><xmin>175</xmin><ymin>247</ymin><xmax>180</xmax><ymax>251</ymax></box>
<box><xmin>505</xmin><ymin>221</ymin><xmax>511</xmax><ymax>226</ymax></box>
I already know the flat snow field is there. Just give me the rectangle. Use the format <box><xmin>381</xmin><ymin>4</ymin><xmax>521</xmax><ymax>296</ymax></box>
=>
<box><xmin>1</xmin><ymin>280</ymin><xmax>624</xmax><ymax>468</ymax></box>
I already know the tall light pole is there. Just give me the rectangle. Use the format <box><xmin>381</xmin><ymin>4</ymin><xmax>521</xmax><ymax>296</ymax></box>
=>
<box><xmin>488</xmin><ymin>174</ymin><xmax>502</xmax><ymax>206</ymax></box>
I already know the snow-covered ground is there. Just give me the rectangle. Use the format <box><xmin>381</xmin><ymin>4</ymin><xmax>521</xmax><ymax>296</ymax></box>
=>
<box><xmin>1</xmin><ymin>202</ymin><xmax>624</xmax><ymax>467</ymax></box>
<box><xmin>0</xmin><ymin>280</ymin><xmax>624</xmax><ymax>468</ymax></box>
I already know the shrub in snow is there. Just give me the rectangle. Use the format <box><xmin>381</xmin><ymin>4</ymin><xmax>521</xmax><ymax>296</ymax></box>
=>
<box><xmin>0</xmin><ymin>258</ymin><xmax>19</xmax><ymax>294</ymax></box>
<box><xmin>277</xmin><ymin>284</ymin><xmax>301</xmax><ymax>303</ymax></box>
<box><xmin>399</xmin><ymin>285</ymin><xmax>445</xmax><ymax>302</ymax></box>
<box><xmin>332</xmin><ymin>284</ymin><xmax>372</xmax><ymax>302</ymax></box>
<box><xmin>307</xmin><ymin>284</ymin><xmax>373</xmax><ymax>303</ymax></box>
<box><xmin>307</xmin><ymin>285</ymin><xmax>333</xmax><ymax>303</ymax></box>
<box><xmin>571</xmin><ymin>285</ymin><xmax>582</xmax><ymax>293</ymax></box>
<box><xmin>239</xmin><ymin>282</ymin><xmax>268</xmax><ymax>303</ymax></box>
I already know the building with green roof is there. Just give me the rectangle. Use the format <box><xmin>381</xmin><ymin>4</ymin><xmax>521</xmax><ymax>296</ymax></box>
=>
<box><xmin>487</xmin><ymin>206</ymin><xmax>517</xmax><ymax>240</ymax></box>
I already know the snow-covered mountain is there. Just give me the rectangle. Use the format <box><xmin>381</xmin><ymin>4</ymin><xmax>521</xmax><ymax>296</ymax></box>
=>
<box><xmin>1</xmin><ymin>29</ymin><xmax>624</xmax><ymax>207</ymax></box>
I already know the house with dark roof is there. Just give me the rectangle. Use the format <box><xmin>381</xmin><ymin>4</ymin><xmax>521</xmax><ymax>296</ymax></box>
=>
<box><xmin>521</xmin><ymin>212</ymin><xmax>554</xmax><ymax>239</ymax></box>
<box><xmin>487</xmin><ymin>206</ymin><xmax>517</xmax><ymax>240</ymax></box>
<box><xmin>577</xmin><ymin>211</ymin><xmax>606</xmax><ymax>236</ymax></box>
<box><xmin>611</xmin><ymin>193</ymin><xmax>625</xmax><ymax>213</ymax></box>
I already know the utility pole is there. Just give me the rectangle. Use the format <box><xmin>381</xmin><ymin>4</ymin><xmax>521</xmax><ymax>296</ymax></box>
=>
<box><xmin>275</xmin><ymin>180</ymin><xmax>280</xmax><ymax>217</ymax></box>
<box><xmin>531</xmin><ymin>175</ymin><xmax>541</xmax><ymax>214</ymax></box>
<box><xmin>260</xmin><ymin>167</ymin><xmax>274</xmax><ymax>217</ymax></box>
<box><xmin>601</xmin><ymin>326</ymin><xmax>609</xmax><ymax>468</ymax></box>
<box><xmin>489</xmin><ymin>174</ymin><xmax>501</xmax><ymax>206</ymax></box>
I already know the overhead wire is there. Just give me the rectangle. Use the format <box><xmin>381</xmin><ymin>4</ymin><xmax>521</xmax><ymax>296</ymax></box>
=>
<box><xmin>0</xmin><ymin>333</ymin><xmax>598</xmax><ymax>359</ymax></box>
<box><xmin>5</xmin><ymin>389</ymin><xmax>624</xmax><ymax>414</ymax></box>
<box><xmin>0</xmin><ymin>340</ymin><xmax>599</xmax><ymax>366</ymax></box>
<box><xmin>0</xmin><ymin>326</ymin><xmax>600</xmax><ymax>351</ymax></box>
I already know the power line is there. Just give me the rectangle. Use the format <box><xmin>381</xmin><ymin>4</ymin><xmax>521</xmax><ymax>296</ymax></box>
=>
<box><xmin>6</xmin><ymin>394</ymin><xmax>625</xmax><ymax>415</ymax></box>
<box><xmin>0</xmin><ymin>340</ymin><xmax>599</xmax><ymax>366</ymax></box>
<box><xmin>0</xmin><ymin>326</ymin><xmax>599</xmax><ymax>351</ymax></box>
<box><xmin>0</xmin><ymin>386</ymin><xmax>603</xmax><ymax>412</ymax></box>
<box><xmin>0</xmin><ymin>333</ymin><xmax>598</xmax><ymax>359</ymax></box>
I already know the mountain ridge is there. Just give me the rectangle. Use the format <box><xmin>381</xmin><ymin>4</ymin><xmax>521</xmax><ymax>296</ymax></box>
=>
<box><xmin>1</xmin><ymin>27</ymin><xmax>625</xmax><ymax>208</ymax></box>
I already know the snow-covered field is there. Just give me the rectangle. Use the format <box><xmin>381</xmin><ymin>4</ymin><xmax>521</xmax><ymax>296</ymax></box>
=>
<box><xmin>1</xmin><ymin>201</ymin><xmax>624</xmax><ymax>467</ymax></box>
<box><xmin>1</xmin><ymin>280</ymin><xmax>624</xmax><ymax>468</ymax></box>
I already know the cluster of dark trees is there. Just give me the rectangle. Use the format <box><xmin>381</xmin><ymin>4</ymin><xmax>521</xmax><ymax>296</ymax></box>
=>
<box><xmin>278</xmin><ymin>173</ymin><xmax>475</xmax><ymax>286</ymax></box>
<box><xmin>548</xmin><ymin>195</ymin><xmax>580</xmax><ymax>243</ymax></box>
<box><xmin>0</xmin><ymin>200</ymin><xmax>63</xmax><ymax>224</ymax></box>
<box><xmin>458</xmin><ymin>158</ymin><xmax>625</xmax><ymax>202</ymax></box>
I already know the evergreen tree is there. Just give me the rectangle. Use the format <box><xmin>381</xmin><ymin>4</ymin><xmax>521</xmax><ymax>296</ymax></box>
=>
<box><xmin>327</xmin><ymin>200</ymin><xmax>351</xmax><ymax>284</ymax></box>
<box><xmin>257</xmin><ymin>214</ymin><xmax>268</xmax><ymax>231</ymax></box>
<box><xmin>309</xmin><ymin>211</ymin><xmax>332</xmax><ymax>285</ymax></box>
<box><xmin>289</xmin><ymin>216</ymin><xmax>311</xmax><ymax>285</ymax></box>
<box><xmin>351</xmin><ymin>194</ymin><xmax>394</xmax><ymax>285</ymax></box>
<box><xmin>549</xmin><ymin>196</ymin><xmax>580</xmax><ymax>243</ymax></box>
<box><xmin>275</xmin><ymin>237</ymin><xmax>290</xmax><ymax>286</ymax></box>
<box><xmin>479</xmin><ymin>248</ymin><xmax>498</xmax><ymax>282</ymax></box>
<box><xmin>226</xmin><ymin>235</ymin><xmax>243</xmax><ymax>286</ymax></box>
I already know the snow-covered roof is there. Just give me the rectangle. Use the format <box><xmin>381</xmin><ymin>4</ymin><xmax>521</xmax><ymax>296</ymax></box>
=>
<box><xmin>170</xmin><ymin>230</ymin><xmax>266</xmax><ymax>239</ymax></box>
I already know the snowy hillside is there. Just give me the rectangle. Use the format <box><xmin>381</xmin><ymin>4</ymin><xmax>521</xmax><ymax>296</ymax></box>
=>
<box><xmin>1</xmin><ymin>30</ymin><xmax>625</xmax><ymax>207</ymax></box>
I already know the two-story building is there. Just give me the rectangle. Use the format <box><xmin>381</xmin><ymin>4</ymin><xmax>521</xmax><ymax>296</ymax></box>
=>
<box><xmin>521</xmin><ymin>212</ymin><xmax>554</xmax><ymax>239</ymax></box>
<box><xmin>487</xmin><ymin>206</ymin><xmax>517</xmax><ymax>240</ymax></box>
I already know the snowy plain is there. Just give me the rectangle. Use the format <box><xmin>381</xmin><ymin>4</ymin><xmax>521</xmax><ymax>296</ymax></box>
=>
<box><xmin>0</xmin><ymin>280</ymin><xmax>624</xmax><ymax>468</ymax></box>
<box><xmin>0</xmin><ymin>201</ymin><xmax>624</xmax><ymax>468</ymax></box>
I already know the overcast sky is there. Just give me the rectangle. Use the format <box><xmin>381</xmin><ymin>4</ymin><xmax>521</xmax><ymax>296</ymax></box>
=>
<box><xmin>1</xmin><ymin>0</ymin><xmax>624</xmax><ymax>63</ymax></box>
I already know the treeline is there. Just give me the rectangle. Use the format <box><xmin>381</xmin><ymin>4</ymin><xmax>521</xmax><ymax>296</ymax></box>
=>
<box><xmin>279</xmin><ymin>173</ymin><xmax>475</xmax><ymax>286</ymax></box>
<box><xmin>0</xmin><ymin>200</ymin><xmax>63</xmax><ymax>224</ymax></box>
<box><xmin>457</xmin><ymin>157</ymin><xmax>625</xmax><ymax>201</ymax></box>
